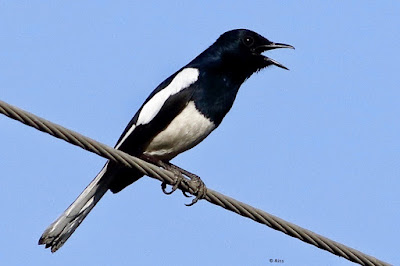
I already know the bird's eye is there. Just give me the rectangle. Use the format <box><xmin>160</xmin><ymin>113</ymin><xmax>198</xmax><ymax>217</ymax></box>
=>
<box><xmin>242</xmin><ymin>36</ymin><xmax>254</xmax><ymax>47</ymax></box>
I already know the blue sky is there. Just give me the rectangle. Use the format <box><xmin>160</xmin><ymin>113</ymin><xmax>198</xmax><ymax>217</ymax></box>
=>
<box><xmin>1</xmin><ymin>2</ymin><xmax>399</xmax><ymax>265</ymax></box>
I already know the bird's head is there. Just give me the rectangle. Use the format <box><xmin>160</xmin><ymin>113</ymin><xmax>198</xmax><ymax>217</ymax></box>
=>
<box><xmin>200</xmin><ymin>29</ymin><xmax>294</xmax><ymax>82</ymax></box>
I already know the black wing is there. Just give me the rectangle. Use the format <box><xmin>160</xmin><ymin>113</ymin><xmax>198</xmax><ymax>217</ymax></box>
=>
<box><xmin>114</xmin><ymin>68</ymin><xmax>197</xmax><ymax>155</ymax></box>
<box><xmin>107</xmin><ymin>68</ymin><xmax>197</xmax><ymax>192</ymax></box>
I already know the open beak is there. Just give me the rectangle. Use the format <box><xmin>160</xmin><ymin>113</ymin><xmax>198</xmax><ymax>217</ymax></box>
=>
<box><xmin>256</xmin><ymin>42</ymin><xmax>294</xmax><ymax>70</ymax></box>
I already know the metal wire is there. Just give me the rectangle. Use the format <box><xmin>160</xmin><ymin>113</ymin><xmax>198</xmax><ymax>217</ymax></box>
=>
<box><xmin>0</xmin><ymin>99</ymin><xmax>391</xmax><ymax>266</ymax></box>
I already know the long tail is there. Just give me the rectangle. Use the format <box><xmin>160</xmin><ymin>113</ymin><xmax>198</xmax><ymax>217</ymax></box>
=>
<box><xmin>38</xmin><ymin>163</ymin><xmax>113</xmax><ymax>252</ymax></box>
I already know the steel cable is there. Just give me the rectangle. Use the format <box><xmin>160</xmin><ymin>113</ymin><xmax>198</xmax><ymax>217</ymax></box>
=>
<box><xmin>0</xmin><ymin>99</ymin><xmax>390</xmax><ymax>266</ymax></box>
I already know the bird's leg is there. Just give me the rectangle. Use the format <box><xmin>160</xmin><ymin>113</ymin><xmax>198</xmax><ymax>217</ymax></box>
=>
<box><xmin>163</xmin><ymin>162</ymin><xmax>207</xmax><ymax>206</ymax></box>
<box><xmin>157</xmin><ymin>161</ymin><xmax>186</xmax><ymax>196</ymax></box>
<box><xmin>140</xmin><ymin>155</ymin><xmax>186</xmax><ymax>196</ymax></box>
<box><xmin>140</xmin><ymin>155</ymin><xmax>206</xmax><ymax>206</ymax></box>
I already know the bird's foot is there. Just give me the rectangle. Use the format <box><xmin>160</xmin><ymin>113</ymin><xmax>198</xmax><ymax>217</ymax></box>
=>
<box><xmin>140</xmin><ymin>155</ymin><xmax>206</xmax><ymax>205</ymax></box>
<box><xmin>164</xmin><ymin>163</ymin><xmax>206</xmax><ymax>206</ymax></box>
<box><xmin>160</xmin><ymin>166</ymin><xmax>184</xmax><ymax>195</ymax></box>
<box><xmin>184</xmin><ymin>173</ymin><xmax>206</xmax><ymax>206</ymax></box>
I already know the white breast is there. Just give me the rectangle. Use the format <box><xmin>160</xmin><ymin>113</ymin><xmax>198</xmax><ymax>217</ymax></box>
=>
<box><xmin>143</xmin><ymin>101</ymin><xmax>215</xmax><ymax>160</ymax></box>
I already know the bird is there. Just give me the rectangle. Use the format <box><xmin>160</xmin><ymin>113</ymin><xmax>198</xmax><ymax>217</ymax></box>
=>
<box><xmin>38</xmin><ymin>29</ymin><xmax>294</xmax><ymax>252</ymax></box>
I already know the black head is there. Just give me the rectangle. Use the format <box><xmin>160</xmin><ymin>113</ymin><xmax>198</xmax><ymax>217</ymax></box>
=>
<box><xmin>191</xmin><ymin>29</ymin><xmax>294</xmax><ymax>82</ymax></box>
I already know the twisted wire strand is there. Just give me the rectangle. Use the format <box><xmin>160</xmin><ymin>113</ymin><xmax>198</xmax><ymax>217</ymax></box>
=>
<box><xmin>0</xmin><ymin>99</ymin><xmax>390</xmax><ymax>266</ymax></box>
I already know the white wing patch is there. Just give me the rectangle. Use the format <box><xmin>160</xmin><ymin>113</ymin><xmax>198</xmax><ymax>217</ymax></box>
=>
<box><xmin>115</xmin><ymin>124</ymin><xmax>136</xmax><ymax>149</ymax></box>
<box><xmin>114</xmin><ymin>67</ymin><xmax>199</xmax><ymax>149</ymax></box>
<box><xmin>136</xmin><ymin>67</ymin><xmax>199</xmax><ymax>126</ymax></box>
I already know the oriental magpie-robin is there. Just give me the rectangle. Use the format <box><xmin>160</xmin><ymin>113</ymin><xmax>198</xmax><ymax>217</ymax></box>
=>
<box><xmin>39</xmin><ymin>29</ymin><xmax>293</xmax><ymax>252</ymax></box>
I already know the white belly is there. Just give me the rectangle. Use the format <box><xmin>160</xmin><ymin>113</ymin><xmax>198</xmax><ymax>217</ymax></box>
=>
<box><xmin>143</xmin><ymin>101</ymin><xmax>215</xmax><ymax>160</ymax></box>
